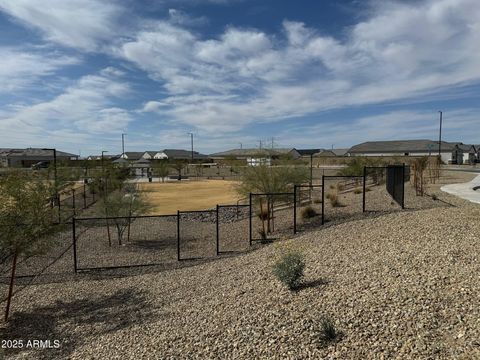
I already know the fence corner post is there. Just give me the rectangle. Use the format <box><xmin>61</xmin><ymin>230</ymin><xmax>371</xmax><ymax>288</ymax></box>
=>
<box><xmin>321</xmin><ymin>176</ymin><xmax>325</xmax><ymax>225</ymax></box>
<box><xmin>293</xmin><ymin>185</ymin><xmax>297</xmax><ymax>234</ymax></box>
<box><xmin>177</xmin><ymin>210</ymin><xmax>181</xmax><ymax>261</ymax></box>
<box><xmin>249</xmin><ymin>193</ymin><xmax>252</xmax><ymax>246</ymax></box>
<box><xmin>216</xmin><ymin>204</ymin><xmax>220</xmax><ymax>256</ymax></box>
<box><xmin>402</xmin><ymin>163</ymin><xmax>406</xmax><ymax>209</ymax></box>
<box><xmin>72</xmin><ymin>217</ymin><xmax>78</xmax><ymax>273</ymax></box>
<box><xmin>362</xmin><ymin>166</ymin><xmax>366</xmax><ymax>212</ymax></box>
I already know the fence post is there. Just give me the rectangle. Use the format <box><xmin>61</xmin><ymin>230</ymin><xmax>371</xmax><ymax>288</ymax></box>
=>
<box><xmin>401</xmin><ymin>163</ymin><xmax>406</xmax><ymax>209</ymax></box>
<box><xmin>362</xmin><ymin>166</ymin><xmax>366</xmax><ymax>212</ymax></box>
<box><xmin>321</xmin><ymin>176</ymin><xmax>325</xmax><ymax>225</ymax></box>
<box><xmin>249</xmin><ymin>193</ymin><xmax>252</xmax><ymax>246</ymax></box>
<box><xmin>83</xmin><ymin>182</ymin><xmax>87</xmax><ymax>209</ymax></box>
<box><xmin>177</xmin><ymin>210</ymin><xmax>181</xmax><ymax>261</ymax></box>
<box><xmin>57</xmin><ymin>195</ymin><xmax>61</xmax><ymax>223</ymax></box>
<box><xmin>72</xmin><ymin>217</ymin><xmax>78</xmax><ymax>273</ymax></box>
<box><xmin>216</xmin><ymin>205</ymin><xmax>220</xmax><ymax>255</ymax></box>
<box><xmin>293</xmin><ymin>185</ymin><xmax>297</xmax><ymax>234</ymax></box>
<box><xmin>72</xmin><ymin>189</ymin><xmax>76</xmax><ymax>216</ymax></box>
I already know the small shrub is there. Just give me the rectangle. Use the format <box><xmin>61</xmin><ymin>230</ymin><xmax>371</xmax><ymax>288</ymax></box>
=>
<box><xmin>327</xmin><ymin>190</ymin><xmax>341</xmax><ymax>207</ymax></box>
<box><xmin>318</xmin><ymin>317</ymin><xmax>339</xmax><ymax>344</ymax></box>
<box><xmin>301</xmin><ymin>206</ymin><xmax>317</xmax><ymax>219</ymax></box>
<box><xmin>336</xmin><ymin>183</ymin><xmax>345</xmax><ymax>192</ymax></box>
<box><xmin>431</xmin><ymin>193</ymin><xmax>438</xmax><ymax>201</ymax></box>
<box><xmin>325</xmin><ymin>193</ymin><xmax>332</xmax><ymax>200</ymax></box>
<box><xmin>353</xmin><ymin>187</ymin><xmax>362</xmax><ymax>194</ymax></box>
<box><xmin>364</xmin><ymin>187</ymin><xmax>371</xmax><ymax>192</ymax></box>
<box><xmin>273</xmin><ymin>251</ymin><xmax>305</xmax><ymax>290</ymax></box>
<box><xmin>313</xmin><ymin>197</ymin><xmax>322</xmax><ymax>204</ymax></box>
<box><xmin>329</xmin><ymin>184</ymin><xmax>335</xmax><ymax>190</ymax></box>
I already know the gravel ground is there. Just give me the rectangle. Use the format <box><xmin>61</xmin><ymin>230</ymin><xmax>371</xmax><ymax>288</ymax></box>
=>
<box><xmin>1</xmin><ymin>170</ymin><xmax>479</xmax><ymax>359</ymax></box>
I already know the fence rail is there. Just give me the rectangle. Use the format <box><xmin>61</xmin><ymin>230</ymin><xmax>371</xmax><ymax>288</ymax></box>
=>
<box><xmin>3</xmin><ymin>165</ymin><xmax>411</xmax><ymax>279</ymax></box>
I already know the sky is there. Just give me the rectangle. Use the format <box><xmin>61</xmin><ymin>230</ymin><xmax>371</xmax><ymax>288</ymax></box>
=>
<box><xmin>0</xmin><ymin>0</ymin><xmax>479</xmax><ymax>156</ymax></box>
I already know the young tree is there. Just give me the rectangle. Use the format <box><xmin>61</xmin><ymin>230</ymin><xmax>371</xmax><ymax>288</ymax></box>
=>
<box><xmin>0</xmin><ymin>171</ymin><xmax>57</xmax><ymax>321</ymax></box>
<box><xmin>151</xmin><ymin>161</ymin><xmax>170</xmax><ymax>183</ymax></box>
<box><xmin>170</xmin><ymin>160</ymin><xmax>188</xmax><ymax>180</ymax></box>
<box><xmin>237</xmin><ymin>165</ymin><xmax>308</xmax><ymax>233</ymax></box>
<box><xmin>98</xmin><ymin>184</ymin><xmax>151</xmax><ymax>245</ymax></box>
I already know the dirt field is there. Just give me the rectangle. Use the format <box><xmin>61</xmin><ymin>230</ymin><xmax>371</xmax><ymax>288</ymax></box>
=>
<box><xmin>138</xmin><ymin>180</ymin><xmax>242</xmax><ymax>214</ymax></box>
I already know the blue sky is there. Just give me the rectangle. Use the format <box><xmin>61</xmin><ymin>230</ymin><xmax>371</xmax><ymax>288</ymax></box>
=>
<box><xmin>0</xmin><ymin>0</ymin><xmax>479</xmax><ymax>156</ymax></box>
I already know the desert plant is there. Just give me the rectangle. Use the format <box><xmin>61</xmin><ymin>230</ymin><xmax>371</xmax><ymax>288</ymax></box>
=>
<box><xmin>313</xmin><ymin>197</ymin><xmax>322</xmax><ymax>204</ymax></box>
<box><xmin>327</xmin><ymin>189</ymin><xmax>341</xmax><ymax>207</ymax></box>
<box><xmin>431</xmin><ymin>193</ymin><xmax>438</xmax><ymax>201</ymax></box>
<box><xmin>0</xmin><ymin>171</ymin><xmax>58</xmax><ymax>320</ymax></box>
<box><xmin>98</xmin><ymin>184</ymin><xmax>151</xmax><ymax>245</ymax></box>
<box><xmin>238</xmin><ymin>165</ymin><xmax>308</xmax><ymax>234</ymax></box>
<box><xmin>151</xmin><ymin>161</ymin><xmax>170</xmax><ymax>182</ymax></box>
<box><xmin>318</xmin><ymin>316</ymin><xmax>340</xmax><ymax>344</ymax></box>
<box><xmin>353</xmin><ymin>187</ymin><xmax>362</xmax><ymax>194</ymax></box>
<box><xmin>273</xmin><ymin>250</ymin><xmax>305</xmax><ymax>290</ymax></box>
<box><xmin>301</xmin><ymin>206</ymin><xmax>317</xmax><ymax>219</ymax></box>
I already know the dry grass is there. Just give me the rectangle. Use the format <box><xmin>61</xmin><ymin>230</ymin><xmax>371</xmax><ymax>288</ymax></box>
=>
<box><xmin>138</xmin><ymin>179</ymin><xmax>241</xmax><ymax>215</ymax></box>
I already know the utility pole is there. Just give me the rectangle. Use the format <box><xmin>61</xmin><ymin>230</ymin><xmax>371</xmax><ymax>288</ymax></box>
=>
<box><xmin>259</xmin><ymin>140</ymin><xmax>262</xmax><ymax>150</ymax></box>
<box><xmin>239</xmin><ymin>142</ymin><xmax>242</xmax><ymax>150</ymax></box>
<box><xmin>438</xmin><ymin>111</ymin><xmax>443</xmax><ymax>157</ymax></box>
<box><xmin>188</xmin><ymin>132</ymin><xmax>194</xmax><ymax>162</ymax></box>
<box><xmin>121</xmin><ymin>133</ymin><xmax>127</xmax><ymax>157</ymax></box>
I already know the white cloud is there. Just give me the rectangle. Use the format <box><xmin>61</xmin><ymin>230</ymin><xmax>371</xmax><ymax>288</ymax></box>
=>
<box><xmin>122</xmin><ymin>0</ymin><xmax>480</xmax><ymax>132</ymax></box>
<box><xmin>0</xmin><ymin>47</ymin><xmax>79</xmax><ymax>93</ymax></box>
<box><xmin>0</xmin><ymin>0</ymin><xmax>124</xmax><ymax>51</ymax></box>
<box><xmin>0</xmin><ymin>69</ymin><xmax>132</xmax><ymax>148</ymax></box>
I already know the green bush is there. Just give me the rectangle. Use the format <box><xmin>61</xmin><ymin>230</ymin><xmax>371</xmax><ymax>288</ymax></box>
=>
<box><xmin>301</xmin><ymin>206</ymin><xmax>317</xmax><ymax>219</ymax></box>
<box><xmin>313</xmin><ymin>197</ymin><xmax>322</xmax><ymax>204</ymax></box>
<box><xmin>318</xmin><ymin>316</ymin><xmax>339</xmax><ymax>344</ymax></box>
<box><xmin>353</xmin><ymin>187</ymin><xmax>362</xmax><ymax>194</ymax></box>
<box><xmin>273</xmin><ymin>251</ymin><xmax>305</xmax><ymax>290</ymax></box>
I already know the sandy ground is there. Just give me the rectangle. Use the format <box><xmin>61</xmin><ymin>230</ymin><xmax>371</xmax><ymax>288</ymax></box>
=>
<box><xmin>138</xmin><ymin>180</ymin><xmax>242</xmax><ymax>214</ymax></box>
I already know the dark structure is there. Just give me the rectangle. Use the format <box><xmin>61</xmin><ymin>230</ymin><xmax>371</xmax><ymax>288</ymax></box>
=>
<box><xmin>0</xmin><ymin>148</ymin><xmax>78</xmax><ymax>167</ymax></box>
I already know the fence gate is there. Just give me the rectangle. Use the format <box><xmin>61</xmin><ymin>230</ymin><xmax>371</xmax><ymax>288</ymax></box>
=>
<box><xmin>386</xmin><ymin>165</ymin><xmax>405</xmax><ymax>208</ymax></box>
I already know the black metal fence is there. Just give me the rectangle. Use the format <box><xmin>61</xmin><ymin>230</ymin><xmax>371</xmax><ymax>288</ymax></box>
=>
<box><xmin>74</xmin><ymin>215</ymin><xmax>177</xmax><ymax>271</ymax></box>
<box><xmin>57</xmin><ymin>182</ymin><xmax>97</xmax><ymax>222</ymax></box>
<box><xmin>178</xmin><ymin>210</ymin><xmax>216</xmax><ymax>260</ymax></box>
<box><xmin>249</xmin><ymin>192</ymin><xmax>295</xmax><ymax>243</ymax></box>
<box><xmin>5</xmin><ymin>164</ymin><xmax>412</xmax><ymax>276</ymax></box>
<box><xmin>217</xmin><ymin>204</ymin><xmax>250</xmax><ymax>253</ymax></box>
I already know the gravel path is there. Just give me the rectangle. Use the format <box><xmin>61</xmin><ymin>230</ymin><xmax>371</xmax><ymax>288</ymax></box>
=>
<box><xmin>1</xmin><ymin>170</ymin><xmax>479</xmax><ymax>359</ymax></box>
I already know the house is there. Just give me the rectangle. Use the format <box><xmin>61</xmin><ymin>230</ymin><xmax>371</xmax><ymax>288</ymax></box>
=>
<box><xmin>347</xmin><ymin>139</ymin><xmax>471</xmax><ymax>164</ymax></box>
<box><xmin>331</xmin><ymin>148</ymin><xmax>349</xmax><ymax>157</ymax></box>
<box><xmin>0</xmin><ymin>148</ymin><xmax>78</xmax><ymax>167</ymax></box>
<box><xmin>457</xmin><ymin>144</ymin><xmax>477</xmax><ymax>164</ymax></box>
<box><xmin>210</xmin><ymin>148</ymin><xmax>301</xmax><ymax>161</ymax></box>
<box><xmin>120</xmin><ymin>152</ymin><xmax>145</xmax><ymax>161</ymax></box>
<box><xmin>87</xmin><ymin>154</ymin><xmax>120</xmax><ymax>161</ymax></box>
<box><xmin>142</xmin><ymin>149</ymin><xmax>209</xmax><ymax>161</ymax></box>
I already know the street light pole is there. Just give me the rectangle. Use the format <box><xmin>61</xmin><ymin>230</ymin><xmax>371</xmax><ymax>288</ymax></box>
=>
<box><xmin>121</xmin><ymin>133</ymin><xmax>127</xmax><ymax>157</ymax></box>
<box><xmin>438</xmin><ymin>111</ymin><xmax>443</xmax><ymax>158</ymax></box>
<box><xmin>188</xmin><ymin>132</ymin><xmax>194</xmax><ymax>162</ymax></box>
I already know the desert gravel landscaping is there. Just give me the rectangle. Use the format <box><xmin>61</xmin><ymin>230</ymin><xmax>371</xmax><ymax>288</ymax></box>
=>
<box><xmin>1</xmin><ymin>170</ymin><xmax>480</xmax><ymax>359</ymax></box>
